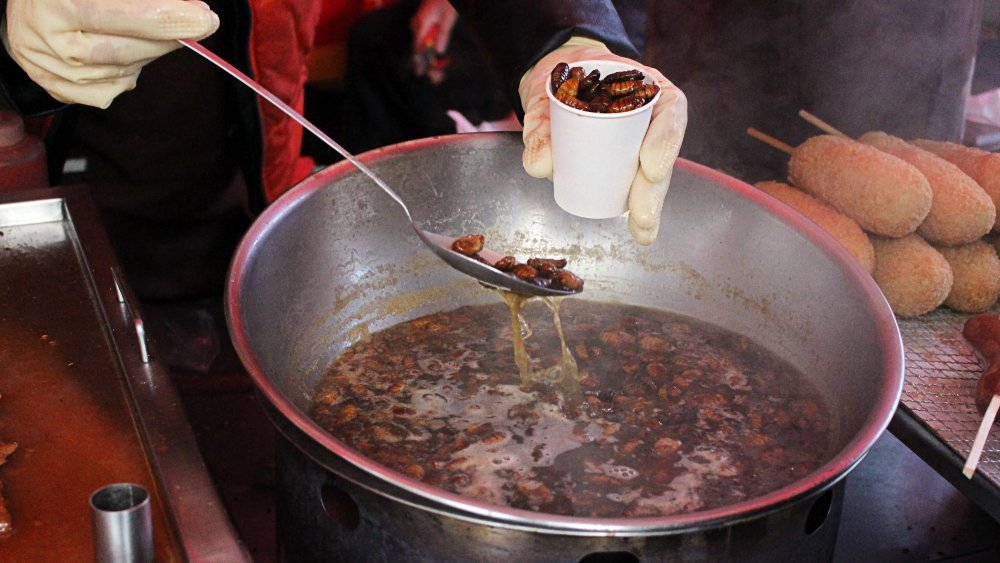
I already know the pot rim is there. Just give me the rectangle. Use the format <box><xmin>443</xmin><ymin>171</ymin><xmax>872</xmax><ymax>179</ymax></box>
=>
<box><xmin>226</xmin><ymin>132</ymin><xmax>904</xmax><ymax>533</ymax></box>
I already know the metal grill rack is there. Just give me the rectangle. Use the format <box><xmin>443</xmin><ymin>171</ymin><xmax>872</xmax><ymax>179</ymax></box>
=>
<box><xmin>894</xmin><ymin>305</ymin><xmax>1000</xmax><ymax>519</ymax></box>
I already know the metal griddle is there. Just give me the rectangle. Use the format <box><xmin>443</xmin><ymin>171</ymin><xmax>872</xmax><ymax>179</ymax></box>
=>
<box><xmin>892</xmin><ymin>305</ymin><xmax>1000</xmax><ymax>521</ymax></box>
<box><xmin>0</xmin><ymin>186</ymin><xmax>246</xmax><ymax>560</ymax></box>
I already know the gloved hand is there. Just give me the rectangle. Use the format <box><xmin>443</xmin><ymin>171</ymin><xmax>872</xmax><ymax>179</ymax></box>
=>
<box><xmin>2</xmin><ymin>0</ymin><xmax>220</xmax><ymax>109</ymax></box>
<box><xmin>519</xmin><ymin>38</ymin><xmax>687</xmax><ymax>245</ymax></box>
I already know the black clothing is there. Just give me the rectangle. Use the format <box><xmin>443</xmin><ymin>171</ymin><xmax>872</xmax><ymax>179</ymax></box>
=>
<box><xmin>449</xmin><ymin>0</ymin><xmax>643</xmax><ymax>120</ymax></box>
<box><xmin>335</xmin><ymin>0</ymin><xmax>647</xmax><ymax>155</ymax></box>
<box><xmin>336</xmin><ymin>0</ymin><xmax>513</xmax><ymax>155</ymax></box>
<box><xmin>61</xmin><ymin>7</ymin><xmax>248</xmax><ymax>302</ymax></box>
<box><xmin>1</xmin><ymin>0</ymin><xmax>265</xmax><ymax>303</ymax></box>
<box><xmin>0</xmin><ymin>0</ymin><xmax>265</xmax><ymax>373</ymax></box>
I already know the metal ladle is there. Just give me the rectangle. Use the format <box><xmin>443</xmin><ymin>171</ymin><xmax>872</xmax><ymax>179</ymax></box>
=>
<box><xmin>179</xmin><ymin>39</ymin><xmax>579</xmax><ymax>298</ymax></box>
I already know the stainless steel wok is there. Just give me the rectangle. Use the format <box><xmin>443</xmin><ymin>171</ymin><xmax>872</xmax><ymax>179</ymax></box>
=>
<box><xmin>226</xmin><ymin>132</ymin><xmax>903</xmax><ymax>560</ymax></box>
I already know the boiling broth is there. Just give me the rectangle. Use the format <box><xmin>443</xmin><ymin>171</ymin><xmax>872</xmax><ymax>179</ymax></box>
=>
<box><xmin>309</xmin><ymin>300</ymin><xmax>831</xmax><ymax>518</ymax></box>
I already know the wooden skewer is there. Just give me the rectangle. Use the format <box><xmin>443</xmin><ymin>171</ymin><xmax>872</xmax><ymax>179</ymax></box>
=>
<box><xmin>749</xmin><ymin>111</ymin><xmax>847</xmax><ymax>154</ymax></box>
<box><xmin>963</xmin><ymin>393</ymin><xmax>1000</xmax><ymax>479</ymax></box>
<box><xmin>798</xmin><ymin>109</ymin><xmax>851</xmax><ymax>138</ymax></box>
<box><xmin>746</xmin><ymin>127</ymin><xmax>795</xmax><ymax>155</ymax></box>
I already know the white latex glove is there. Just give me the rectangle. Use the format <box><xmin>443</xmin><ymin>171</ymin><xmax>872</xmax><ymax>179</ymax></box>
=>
<box><xmin>519</xmin><ymin>38</ymin><xmax>687</xmax><ymax>245</ymax></box>
<box><xmin>2</xmin><ymin>0</ymin><xmax>219</xmax><ymax>108</ymax></box>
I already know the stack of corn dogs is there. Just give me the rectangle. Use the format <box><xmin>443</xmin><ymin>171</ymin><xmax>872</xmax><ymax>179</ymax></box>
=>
<box><xmin>750</xmin><ymin>116</ymin><xmax>1000</xmax><ymax>318</ymax></box>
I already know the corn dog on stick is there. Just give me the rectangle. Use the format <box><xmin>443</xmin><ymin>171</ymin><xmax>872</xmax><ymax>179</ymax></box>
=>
<box><xmin>748</xmin><ymin>129</ymin><xmax>932</xmax><ymax>237</ymax></box>
<box><xmin>794</xmin><ymin>113</ymin><xmax>997</xmax><ymax>242</ymax></box>
<box><xmin>912</xmin><ymin>139</ymin><xmax>1000</xmax><ymax>232</ymax></box>
<box><xmin>870</xmin><ymin>233</ymin><xmax>953</xmax><ymax>317</ymax></box>
<box><xmin>934</xmin><ymin>239</ymin><xmax>1000</xmax><ymax>313</ymax></box>
<box><xmin>860</xmin><ymin>132</ymin><xmax>995</xmax><ymax>246</ymax></box>
<box><xmin>784</xmin><ymin>135</ymin><xmax>932</xmax><ymax>237</ymax></box>
<box><xmin>754</xmin><ymin>181</ymin><xmax>875</xmax><ymax>273</ymax></box>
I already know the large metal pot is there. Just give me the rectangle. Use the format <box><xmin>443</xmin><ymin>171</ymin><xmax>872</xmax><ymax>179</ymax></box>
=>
<box><xmin>226</xmin><ymin>132</ymin><xmax>903</xmax><ymax>561</ymax></box>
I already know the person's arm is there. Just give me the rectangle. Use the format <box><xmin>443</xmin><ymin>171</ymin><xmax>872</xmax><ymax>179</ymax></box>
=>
<box><xmin>449</xmin><ymin>0</ymin><xmax>638</xmax><ymax>116</ymax></box>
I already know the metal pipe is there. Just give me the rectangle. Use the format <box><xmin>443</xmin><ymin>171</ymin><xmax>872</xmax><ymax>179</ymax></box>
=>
<box><xmin>90</xmin><ymin>483</ymin><xmax>153</xmax><ymax>563</ymax></box>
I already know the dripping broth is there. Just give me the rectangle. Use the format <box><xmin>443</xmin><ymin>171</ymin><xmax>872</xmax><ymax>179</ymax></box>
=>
<box><xmin>308</xmin><ymin>300</ymin><xmax>832</xmax><ymax>518</ymax></box>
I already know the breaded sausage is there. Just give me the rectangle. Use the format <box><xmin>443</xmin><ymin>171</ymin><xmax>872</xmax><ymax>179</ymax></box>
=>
<box><xmin>755</xmin><ymin>180</ymin><xmax>875</xmax><ymax>273</ymax></box>
<box><xmin>934</xmin><ymin>239</ymin><xmax>1000</xmax><ymax>313</ymax></box>
<box><xmin>963</xmin><ymin>314</ymin><xmax>1000</xmax><ymax>416</ymax></box>
<box><xmin>869</xmin><ymin>233</ymin><xmax>953</xmax><ymax>317</ymax></box>
<box><xmin>860</xmin><ymin>132</ymin><xmax>995</xmax><ymax>246</ymax></box>
<box><xmin>965</xmin><ymin>313</ymin><xmax>1000</xmax><ymax>362</ymax></box>
<box><xmin>788</xmin><ymin>135</ymin><xmax>932</xmax><ymax>238</ymax></box>
<box><xmin>912</xmin><ymin>139</ymin><xmax>1000</xmax><ymax>232</ymax></box>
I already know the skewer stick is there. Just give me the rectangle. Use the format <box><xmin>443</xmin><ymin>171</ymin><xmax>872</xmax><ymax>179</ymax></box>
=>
<box><xmin>963</xmin><ymin>393</ymin><xmax>1000</xmax><ymax>479</ymax></box>
<box><xmin>746</xmin><ymin>128</ymin><xmax>794</xmax><ymax>155</ymax></box>
<box><xmin>798</xmin><ymin>109</ymin><xmax>850</xmax><ymax>138</ymax></box>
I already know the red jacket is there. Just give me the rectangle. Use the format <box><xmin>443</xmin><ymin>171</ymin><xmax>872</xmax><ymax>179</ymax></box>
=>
<box><xmin>249</xmin><ymin>0</ymin><xmax>322</xmax><ymax>203</ymax></box>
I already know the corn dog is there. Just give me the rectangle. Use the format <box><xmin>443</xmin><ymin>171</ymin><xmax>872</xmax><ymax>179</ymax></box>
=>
<box><xmin>787</xmin><ymin>135</ymin><xmax>932</xmax><ymax>238</ymax></box>
<box><xmin>859</xmin><ymin>132</ymin><xmax>995</xmax><ymax>246</ymax></box>
<box><xmin>755</xmin><ymin>180</ymin><xmax>875</xmax><ymax>273</ymax></box>
<box><xmin>912</xmin><ymin>139</ymin><xmax>1000</xmax><ymax>232</ymax></box>
<box><xmin>934</xmin><ymin>239</ymin><xmax>1000</xmax><ymax>313</ymax></box>
<box><xmin>869</xmin><ymin>233</ymin><xmax>953</xmax><ymax>317</ymax></box>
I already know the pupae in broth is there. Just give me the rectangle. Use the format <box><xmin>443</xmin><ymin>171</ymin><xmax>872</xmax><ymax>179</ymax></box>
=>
<box><xmin>309</xmin><ymin>299</ymin><xmax>832</xmax><ymax>518</ymax></box>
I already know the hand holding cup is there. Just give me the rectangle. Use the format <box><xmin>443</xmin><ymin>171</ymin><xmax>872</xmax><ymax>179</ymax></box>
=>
<box><xmin>519</xmin><ymin>40</ymin><xmax>687</xmax><ymax>244</ymax></box>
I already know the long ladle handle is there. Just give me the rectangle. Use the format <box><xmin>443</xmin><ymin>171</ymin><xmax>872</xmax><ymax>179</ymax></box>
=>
<box><xmin>178</xmin><ymin>39</ymin><xmax>413</xmax><ymax>221</ymax></box>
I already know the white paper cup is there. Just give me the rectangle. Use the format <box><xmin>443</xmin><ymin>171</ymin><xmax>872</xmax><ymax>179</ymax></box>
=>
<box><xmin>547</xmin><ymin>60</ymin><xmax>660</xmax><ymax>219</ymax></box>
